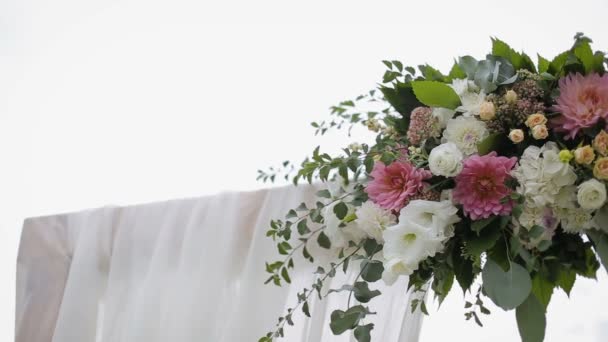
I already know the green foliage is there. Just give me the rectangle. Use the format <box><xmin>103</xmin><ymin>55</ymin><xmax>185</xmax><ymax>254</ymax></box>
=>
<box><xmin>411</xmin><ymin>81</ymin><xmax>461</xmax><ymax>110</ymax></box>
<box><xmin>587</xmin><ymin>229</ymin><xmax>608</xmax><ymax>274</ymax></box>
<box><xmin>380</xmin><ymin>83</ymin><xmax>423</xmax><ymax>118</ymax></box>
<box><xmin>329</xmin><ymin>305</ymin><xmax>370</xmax><ymax>335</ymax></box>
<box><xmin>482</xmin><ymin>260</ymin><xmax>532</xmax><ymax>311</ymax></box>
<box><xmin>516</xmin><ymin>294</ymin><xmax>546</xmax><ymax>342</ymax></box>
<box><xmin>491</xmin><ymin>37</ymin><xmax>536</xmax><ymax>72</ymax></box>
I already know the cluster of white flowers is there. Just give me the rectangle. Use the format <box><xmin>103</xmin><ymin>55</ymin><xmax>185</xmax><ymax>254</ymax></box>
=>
<box><xmin>512</xmin><ymin>143</ymin><xmax>608</xmax><ymax>236</ymax></box>
<box><xmin>450</xmin><ymin>79</ymin><xmax>486</xmax><ymax>117</ymax></box>
<box><xmin>512</xmin><ymin>142</ymin><xmax>577</xmax><ymax>207</ymax></box>
<box><xmin>380</xmin><ymin>200</ymin><xmax>460</xmax><ymax>285</ymax></box>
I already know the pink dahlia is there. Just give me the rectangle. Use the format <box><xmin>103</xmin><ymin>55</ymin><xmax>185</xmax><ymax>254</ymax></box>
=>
<box><xmin>453</xmin><ymin>152</ymin><xmax>518</xmax><ymax>220</ymax></box>
<box><xmin>552</xmin><ymin>73</ymin><xmax>608</xmax><ymax>139</ymax></box>
<box><xmin>365</xmin><ymin>160</ymin><xmax>432</xmax><ymax>211</ymax></box>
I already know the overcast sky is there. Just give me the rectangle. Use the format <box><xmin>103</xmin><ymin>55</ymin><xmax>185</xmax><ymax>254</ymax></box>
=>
<box><xmin>2</xmin><ymin>0</ymin><xmax>608</xmax><ymax>340</ymax></box>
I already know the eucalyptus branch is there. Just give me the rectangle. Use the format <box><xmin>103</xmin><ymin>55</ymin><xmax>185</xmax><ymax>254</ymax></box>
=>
<box><xmin>260</xmin><ymin>245</ymin><xmax>364</xmax><ymax>342</ymax></box>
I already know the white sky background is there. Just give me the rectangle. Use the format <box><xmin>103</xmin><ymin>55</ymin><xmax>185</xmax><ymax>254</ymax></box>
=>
<box><xmin>1</xmin><ymin>0</ymin><xmax>608</xmax><ymax>340</ymax></box>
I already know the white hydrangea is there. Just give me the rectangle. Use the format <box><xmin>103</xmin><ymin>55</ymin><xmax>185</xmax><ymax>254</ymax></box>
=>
<box><xmin>381</xmin><ymin>200</ymin><xmax>459</xmax><ymax>285</ymax></box>
<box><xmin>428</xmin><ymin>142</ymin><xmax>464</xmax><ymax>177</ymax></box>
<box><xmin>512</xmin><ymin>142</ymin><xmax>577</xmax><ymax>208</ymax></box>
<box><xmin>355</xmin><ymin>201</ymin><xmax>396</xmax><ymax>243</ymax></box>
<box><xmin>559</xmin><ymin>207</ymin><xmax>596</xmax><ymax>233</ymax></box>
<box><xmin>442</xmin><ymin>116</ymin><xmax>489</xmax><ymax>155</ymax></box>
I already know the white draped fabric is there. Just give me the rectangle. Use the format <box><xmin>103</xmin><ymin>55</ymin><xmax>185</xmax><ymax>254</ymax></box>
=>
<box><xmin>16</xmin><ymin>185</ymin><xmax>424</xmax><ymax>342</ymax></box>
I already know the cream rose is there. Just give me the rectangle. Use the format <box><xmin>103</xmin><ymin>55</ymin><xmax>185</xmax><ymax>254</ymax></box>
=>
<box><xmin>509</xmin><ymin>129</ymin><xmax>525</xmax><ymax>143</ymax></box>
<box><xmin>577</xmin><ymin>179</ymin><xmax>607</xmax><ymax>210</ymax></box>
<box><xmin>479</xmin><ymin>101</ymin><xmax>496</xmax><ymax>121</ymax></box>
<box><xmin>504</xmin><ymin>89</ymin><xmax>518</xmax><ymax>104</ymax></box>
<box><xmin>525</xmin><ymin>113</ymin><xmax>548</xmax><ymax>128</ymax></box>
<box><xmin>531</xmin><ymin>124</ymin><xmax>549</xmax><ymax>140</ymax></box>
<box><xmin>428</xmin><ymin>142</ymin><xmax>464</xmax><ymax>177</ymax></box>
<box><xmin>574</xmin><ymin>145</ymin><xmax>595</xmax><ymax>165</ymax></box>
<box><xmin>593</xmin><ymin>130</ymin><xmax>608</xmax><ymax>156</ymax></box>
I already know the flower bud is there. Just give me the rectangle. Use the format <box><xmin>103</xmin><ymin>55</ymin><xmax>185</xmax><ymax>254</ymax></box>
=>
<box><xmin>525</xmin><ymin>113</ymin><xmax>548</xmax><ymax>128</ymax></box>
<box><xmin>594</xmin><ymin>157</ymin><xmax>608</xmax><ymax>180</ymax></box>
<box><xmin>574</xmin><ymin>145</ymin><xmax>595</xmax><ymax>165</ymax></box>
<box><xmin>348</xmin><ymin>142</ymin><xmax>362</xmax><ymax>152</ymax></box>
<box><xmin>559</xmin><ymin>149</ymin><xmax>574</xmax><ymax>163</ymax></box>
<box><xmin>508</xmin><ymin>129</ymin><xmax>525</xmax><ymax>143</ymax></box>
<box><xmin>593</xmin><ymin>130</ymin><xmax>608</xmax><ymax>156</ymax></box>
<box><xmin>504</xmin><ymin>90</ymin><xmax>518</xmax><ymax>104</ymax></box>
<box><xmin>531</xmin><ymin>124</ymin><xmax>549</xmax><ymax>140</ymax></box>
<box><xmin>479</xmin><ymin>101</ymin><xmax>496</xmax><ymax>121</ymax></box>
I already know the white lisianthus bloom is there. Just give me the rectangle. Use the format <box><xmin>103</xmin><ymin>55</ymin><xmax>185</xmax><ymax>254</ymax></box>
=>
<box><xmin>577</xmin><ymin>179</ymin><xmax>607</xmax><ymax>210</ymax></box>
<box><xmin>431</xmin><ymin>107</ymin><xmax>456</xmax><ymax>129</ymax></box>
<box><xmin>442</xmin><ymin>116</ymin><xmax>489</xmax><ymax>155</ymax></box>
<box><xmin>323</xmin><ymin>203</ymin><xmax>365</xmax><ymax>249</ymax></box>
<box><xmin>428</xmin><ymin>142</ymin><xmax>464</xmax><ymax>177</ymax></box>
<box><xmin>381</xmin><ymin>199</ymin><xmax>458</xmax><ymax>285</ymax></box>
<box><xmin>382</xmin><ymin>258</ymin><xmax>418</xmax><ymax>285</ymax></box>
<box><xmin>512</xmin><ymin>142</ymin><xmax>577</xmax><ymax>207</ymax></box>
<box><xmin>450</xmin><ymin>79</ymin><xmax>478</xmax><ymax>96</ymax></box>
<box><xmin>355</xmin><ymin>201</ymin><xmax>396</xmax><ymax>243</ymax></box>
<box><xmin>383</xmin><ymin>217</ymin><xmax>443</xmax><ymax>262</ymax></box>
<box><xmin>399</xmin><ymin>200</ymin><xmax>460</xmax><ymax>242</ymax></box>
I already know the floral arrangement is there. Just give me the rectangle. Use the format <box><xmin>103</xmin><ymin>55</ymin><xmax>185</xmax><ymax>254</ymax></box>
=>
<box><xmin>258</xmin><ymin>34</ymin><xmax>608</xmax><ymax>342</ymax></box>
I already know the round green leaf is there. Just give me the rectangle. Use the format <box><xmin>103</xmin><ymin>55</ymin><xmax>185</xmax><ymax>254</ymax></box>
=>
<box><xmin>482</xmin><ymin>259</ymin><xmax>532</xmax><ymax>311</ymax></box>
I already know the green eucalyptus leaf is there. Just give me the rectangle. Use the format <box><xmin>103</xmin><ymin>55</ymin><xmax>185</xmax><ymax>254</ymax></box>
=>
<box><xmin>411</xmin><ymin>81</ymin><xmax>461</xmax><ymax>110</ymax></box>
<box><xmin>317</xmin><ymin>231</ymin><xmax>331</xmax><ymax>249</ymax></box>
<box><xmin>353</xmin><ymin>282</ymin><xmax>381</xmax><ymax>303</ymax></box>
<box><xmin>458</xmin><ymin>55</ymin><xmax>478</xmax><ymax>79</ymax></box>
<box><xmin>482</xmin><ymin>260</ymin><xmax>532</xmax><ymax>311</ymax></box>
<box><xmin>354</xmin><ymin>324</ymin><xmax>374</xmax><ymax>342</ymax></box>
<box><xmin>516</xmin><ymin>294</ymin><xmax>546</xmax><ymax>342</ymax></box>
<box><xmin>333</xmin><ymin>202</ymin><xmax>348</xmax><ymax>220</ymax></box>
<box><xmin>361</xmin><ymin>260</ymin><xmax>384</xmax><ymax>283</ymax></box>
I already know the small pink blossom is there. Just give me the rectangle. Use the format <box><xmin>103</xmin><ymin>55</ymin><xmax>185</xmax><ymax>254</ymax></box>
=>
<box><xmin>453</xmin><ymin>152</ymin><xmax>518</xmax><ymax>220</ymax></box>
<box><xmin>552</xmin><ymin>73</ymin><xmax>608</xmax><ymax>139</ymax></box>
<box><xmin>365</xmin><ymin>160</ymin><xmax>432</xmax><ymax>211</ymax></box>
<box><xmin>406</xmin><ymin>107</ymin><xmax>439</xmax><ymax>146</ymax></box>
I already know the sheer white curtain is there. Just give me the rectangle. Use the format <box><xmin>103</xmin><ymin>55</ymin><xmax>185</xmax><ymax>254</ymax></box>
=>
<box><xmin>16</xmin><ymin>185</ymin><xmax>425</xmax><ymax>342</ymax></box>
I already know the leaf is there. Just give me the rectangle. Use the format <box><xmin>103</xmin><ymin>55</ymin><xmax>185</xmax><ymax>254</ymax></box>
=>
<box><xmin>587</xmin><ymin>229</ymin><xmax>608</xmax><ymax>274</ymax></box>
<box><xmin>354</xmin><ymin>324</ymin><xmax>374</xmax><ymax>342</ymax></box>
<box><xmin>361</xmin><ymin>260</ymin><xmax>384</xmax><ymax>283</ymax></box>
<box><xmin>411</xmin><ymin>81</ymin><xmax>461</xmax><ymax>110</ymax></box>
<box><xmin>453</xmin><ymin>250</ymin><xmax>475</xmax><ymax>293</ymax></box>
<box><xmin>516</xmin><ymin>294</ymin><xmax>546</xmax><ymax>342</ymax></box>
<box><xmin>281</xmin><ymin>267</ymin><xmax>291</xmax><ymax>284</ymax></box>
<box><xmin>537</xmin><ymin>54</ymin><xmax>550</xmax><ymax>74</ymax></box>
<box><xmin>573</xmin><ymin>41</ymin><xmax>596</xmax><ymax>73</ymax></box>
<box><xmin>491</xmin><ymin>37</ymin><xmax>536</xmax><ymax>72</ymax></box>
<box><xmin>316</xmin><ymin>189</ymin><xmax>332</xmax><ymax>198</ymax></box>
<box><xmin>380</xmin><ymin>83</ymin><xmax>423</xmax><ymax>119</ymax></box>
<box><xmin>333</xmin><ymin>202</ymin><xmax>348</xmax><ymax>220</ymax></box>
<box><xmin>302</xmin><ymin>301</ymin><xmax>311</xmax><ymax>317</ymax></box>
<box><xmin>482</xmin><ymin>260</ymin><xmax>532</xmax><ymax>311</ymax></box>
<box><xmin>531</xmin><ymin>274</ymin><xmax>553</xmax><ymax>310</ymax></box>
<box><xmin>317</xmin><ymin>231</ymin><xmax>331</xmax><ymax>249</ymax></box>
<box><xmin>477</xmin><ymin>133</ymin><xmax>507</xmax><ymax>156</ymax></box>
<box><xmin>353</xmin><ymin>282</ymin><xmax>381</xmax><ymax>303</ymax></box>
<box><xmin>465</xmin><ymin>219</ymin><xmax>503</xmax><ymax>258</ymax></box>
<box><xmin>557</xmin><ymin>268</ymin><xmax>576</xmax><ymax>296</ymax></box>
<box><xmin>448</xmin><ymin>61</ymin><xmax>467</xmax><ymax>80</ymax></box>
<box><xmin>470</xmin><ymin>216</ymin><xmax>498</xmax><ymax>234</ymax></box>
<box><xmin>458</xmin><ymin>55</ymin><xmax>478</xmax><ymax>79</ymax></box>
<box><xmin>329</xmin><ymin>306</ymin><xmax>367</xmax><ymax>335</ymax></box>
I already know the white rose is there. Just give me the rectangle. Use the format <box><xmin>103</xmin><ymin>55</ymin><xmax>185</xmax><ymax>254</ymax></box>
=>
<box><xmin>428</xmin><ymin>142</ymin><xmax>464</xmax><ymax>177</ymax></box>
<box><xmin>577</xmin><ymin>179</ymin><xmax>607</xmax><ymax>210</ymax></box>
